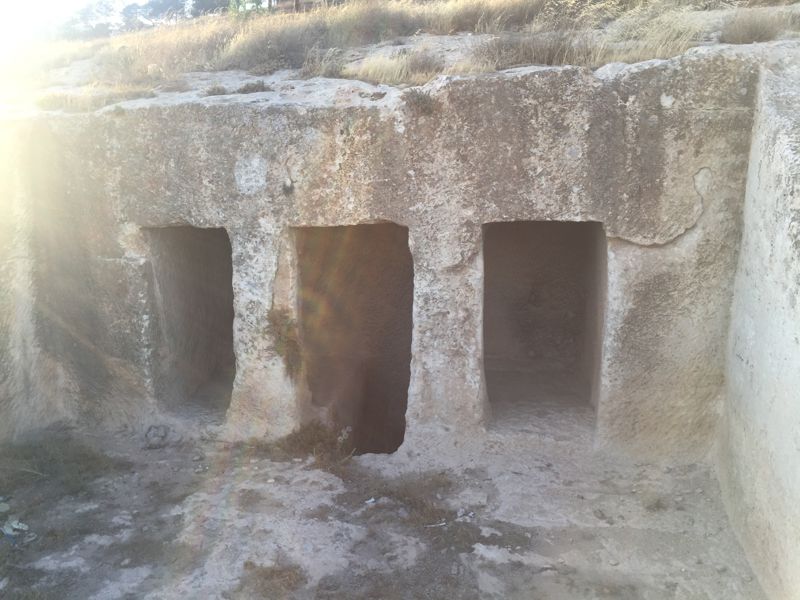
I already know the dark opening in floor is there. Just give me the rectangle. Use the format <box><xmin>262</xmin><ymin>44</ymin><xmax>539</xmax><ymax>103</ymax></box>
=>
<box><xmin>145</xmin><ymin>226</ymin><xmax>235</xmax><ymax>417</ymax></box>
<box><xmin>295</xmin><ymin>223</ymin><xmax>413</xmax><ymax>455</ymax></box>
<box><xmin>483</xmin><ymin>221</ymin><xmax>606</xmax><ymax>432</ymax></box>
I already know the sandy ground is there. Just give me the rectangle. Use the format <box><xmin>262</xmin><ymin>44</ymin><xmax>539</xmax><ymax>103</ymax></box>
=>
<box><xmin>0</xmin><ymin>378</ymin><xmax>764</xmax><ymax>599</ymax></box>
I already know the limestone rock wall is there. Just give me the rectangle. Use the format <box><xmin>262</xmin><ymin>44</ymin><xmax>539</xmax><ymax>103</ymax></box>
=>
<box><xmin>2</xmin><ymin>48</ymin><xmax>759</xmax><ymax>461</ymax></box>
<box><xmin>0</xmin><ymin>122</ymin><xmax>33</xmax><ymax>439</ymax></box>
<box><xmin>718</xmin><ymin>61</ymin><xmax>800</xmax><ymax>600</ymax></box>
<box><xmin>0</xmin><ymin>122</ymin><xmax>76</xmax><ymax>439</ymax></box>
<box><xmin>0</xmin><ymin>125</ymin><xmax>16</xmax><ymax>435</ymax></box>
<box><xmin>4</xmin><ymin>42</ymin><xmax>800</xmax><ymax>599</ymax></box>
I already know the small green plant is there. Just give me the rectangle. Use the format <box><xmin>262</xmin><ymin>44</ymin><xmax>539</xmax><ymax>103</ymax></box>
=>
<box><xmin>267</xmin><ymin>307</ymin><xmax>302</xmax><ymax>380</ymax></box>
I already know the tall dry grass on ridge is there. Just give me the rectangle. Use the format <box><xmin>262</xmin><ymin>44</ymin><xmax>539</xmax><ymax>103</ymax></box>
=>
<box><xmin>469</xmin><ymin>0</ymin><xmax>711</xmax><ymax>71</ymax></box>
<box><xmin>54</xmin><ymin>0</ymin><xmax>798</xmax><ymax>89</ymax></box>
<box><xmin>719</xmin><ymin>9</ymin><xmax>783</xmax><ymax>43</ymax></box>
<box><xmin>94</xmin><ymin>15</ymin><xmax>240</xmax><ymax>84</ymax></box>
<box><xmin>91</xmin><ymin>0</ymin><xmax>633</xmax><ymax>83</ymax></box>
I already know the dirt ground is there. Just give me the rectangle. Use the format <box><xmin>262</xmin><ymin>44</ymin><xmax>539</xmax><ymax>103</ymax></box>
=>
<box><xmin>0</xmin><ymin>405</ymin><xmax>764</xmax><ymax>600</ymax></box>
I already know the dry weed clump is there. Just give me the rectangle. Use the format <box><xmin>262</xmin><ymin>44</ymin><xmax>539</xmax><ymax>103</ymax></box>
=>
<box><xmin>473</xmin><ymin>30</ymin><xmax>596</xmax><ymax>68</ymax></box>
<box><xmin>250</xmin><ymin>421</ymin><xmax>355</xmax><ymax>471</ymax></box>
<box><xmin>587</xmin><ymin>3</ymin><xmax>706</xmax><ymax>64</ymax></box>
<box><xmin>235</xmin><ymin>79</ymin><xmax>272</xmax><ymax>93</ymax></box>
<box><xmin>301</xmin><ymin>46</ymin><xmax>345</xmax><ymax>78</ymax></box>
<box><xmin>719</xmin><ymin>9</ymin><xmax>783</xmax><ymax>43</ymax></box>
<box><xmin>345</xmin><ymin>48</ymin><xmax>444</xmax><ymax>85</ymax></box>
<box><xmin>217</xmin><ymin>11</ymin><xmax>328</xmax><ymax>73</ymax></box>
<box><xmin>204</xmin><ymin>84</ymin><xmax>229</xmax><ymax>95</ymax></box>
<box><xmin>403</xmin><ymin>88</ymin><xmax>441</xmax><ymax>114</ymax></box>
<box><xmin>428</xmin><ymin>0</ymin><xmax>548</xmax><ymax>34</ymax></box>
<box><xmin>374</xmin><ymin>471</ymin><xmax>455</xmax><ymax>527</ymax></box>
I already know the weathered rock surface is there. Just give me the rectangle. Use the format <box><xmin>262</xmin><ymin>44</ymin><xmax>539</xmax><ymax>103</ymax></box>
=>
<box><xmin>8</xmin><ymin>46</ymin><xmax>760</xmax><ymax>453</ymax></box>
<box><xmin>2</xmin><ymin>41</ymin><xmax>800</xmax><ymax>599</ymax></box>
<box><xmin>718</xmin><ymin>57</ymin><xmax>800</xmax><ymax>600</ymax></box>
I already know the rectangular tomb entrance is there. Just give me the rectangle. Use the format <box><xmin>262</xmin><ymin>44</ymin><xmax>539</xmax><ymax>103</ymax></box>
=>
<box><xmin>483</xmin><ymin>221</ymin><xmax>606</xmax><ymax>434</ymax></box>
<box><xmin>145</xmin><ymin>226</ymin><xmax>236</xmax><ymax>418</ymax></box>
<box><xmin>295</xmin><ymin>223</ymin><xmax>413</xmax><ymax>454</ymax></box>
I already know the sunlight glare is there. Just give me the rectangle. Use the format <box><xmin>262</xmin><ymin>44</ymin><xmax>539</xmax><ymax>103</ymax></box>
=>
<box><xmin>0</xmin><ymin>0</ymin><xmax>90</xmax><ymax>105</ymax></box>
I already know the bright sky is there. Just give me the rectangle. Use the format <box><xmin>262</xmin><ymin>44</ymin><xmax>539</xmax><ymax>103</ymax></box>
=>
<box><xmin>0</xmin><ymin>0</ymin><xmax>92</xmax><ymax>53</ymax></box>
<box><xmin>0</xmin><ymin>0</ymin><xmax>106</xmax><ymax>100</ymax></box>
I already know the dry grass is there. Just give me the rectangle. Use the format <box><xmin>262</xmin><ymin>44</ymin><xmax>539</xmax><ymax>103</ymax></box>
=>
<box><xmin>204</xmin><ymin>84</ymin><xmax>229</xmax><ymax>95</ymax></box>
<box><xmin>719</xmin><ymin>9</ymin><xmax>783</xmax><ymax>43</ymax></box>
<box><xmin>235</xmin><ymin>79</ymin><xmax>272</xmax><ymax>93</ymax></box>
<box><xmin>610</xmin><ymin>14</ymin><xmax>704</xmax><ymax>60</ymax></box>
<box><xmin>248</xmin><ymin>421</ymin><xmax>355</xmax><ymax>471</ymax></box>
<box><xmin>65</xmin><ymin>0</ymin><xmax>632</xmax><ymax>84</ymax></box>
<box><xmin>301</xmin><ymin>46</ymin><xmax>345</xmax><ymax>78</ymax></box>
<box><xmin>473</xmin><ymin>31</ymin><xmax>594</xmax><ymax>68</ymax></box>
<box><xmin>374</xmin><ymin>471</ymin><xmax>455</xmax><ymax>527</ymax></box>
<box><xmin>429</xmin><ymin>0</ymin><xmax>548</xmax><ymax>33</ymax></box>
<box><xmin>403</xmin><ymin>88</ymin><xmax>440</xmax><ymax>114</ymax></box>
<box><xmin>470</xmin><ymin>2</ymin><xmax>709</xmax><ymax>69</ymax></box>
<box><xmin>155</xmin><ymin>78</ymin><xmax>191</xmax><ymax>92</ymax></box>
<box><xmin>43</xmin><ymin>0</ymin><xmax>800</xmax><ymax>88</ymax></box>
<box><xmin>94</xmin><ymin>15</ymin><xmax>239</xmax><ymax>84</ymax></box>
<box><xmin>345</xmin><ymin>48</ymin><xmax>444</xmax><ymax>85</ymax></box>
<box><xmin>331</xmin><ymin>468</ymin><xmax>456</xmax><ymax>528</ymax></box>
<box><xmin>36</xmin><ymin>86</ymin><xmax>155</xmax><ymax>112</ymax></box>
